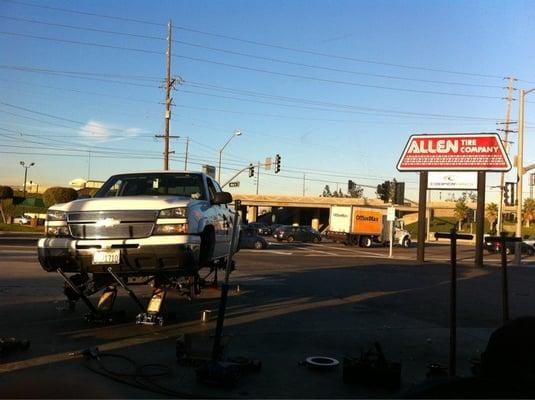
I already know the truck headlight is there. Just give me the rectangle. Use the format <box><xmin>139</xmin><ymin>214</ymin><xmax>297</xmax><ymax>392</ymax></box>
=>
<box><xmin>46</xmin><ymin>226</ymin><xmax>70</xmax><ymax>237</ymax></box>
<box><xmin>47</xmin><ymin>210</ymin><xmax>67</xmax><ymax>221</ymax></box>
<box><xmin>159</xmin><ymin>207</ymin><xmax>187</xmax><ymax>218</ymax></box>
<box><xmin>153</xmin><ymin>223</ymin><xmax>189</xmax><ymax>235</ymax></box>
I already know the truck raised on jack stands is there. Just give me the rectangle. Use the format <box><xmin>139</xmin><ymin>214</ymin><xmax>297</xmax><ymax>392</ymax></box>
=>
<box><xmin>326</xmin><ymin>205</ymin><xmax>411</xmax><ymax>248</ymax></box>
<box><xmin>37</xmin><ymin>171</ymin><xmax>240</xmax><ymax>324</ymax></box>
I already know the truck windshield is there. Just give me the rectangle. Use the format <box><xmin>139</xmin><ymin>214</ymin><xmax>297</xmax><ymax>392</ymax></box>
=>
<box><xmin>94</xmin><ymin>173</ymin><xmax>205</xmax><ymax>199</ymax></box>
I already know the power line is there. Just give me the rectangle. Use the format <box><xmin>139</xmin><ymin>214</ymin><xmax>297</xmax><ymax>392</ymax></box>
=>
<box><xmin>0</xmin><ymin>14</ymin><xmax>504</xmax><ymax>89</ymax></box>
<box><xmin>0</xmin><ymin>65</ymin><xmax>159</xmax><ymax>88</ymax></box>
<box><xmin>0</xmin><ymin>31</ymin><xmax>503</xmax><ymax>99</ymax></box>
<box><xmin>0</xmin><ymin>101</ymin><xmax>153</xmax><ymax>134</ymax></box>
<box><xmin>185</xmin><ymin>81</ymin><xmax>503</xmax><ymax>120</ymax></box>
<box><xmin>0</xmin><ymin>64</ymin><xmax>506</xmax><ymax>121</ymax></box>
<box><xmin>0</xmin><ymin>64</ymin><xmax>160</xmax><ymax>82</ymax></box>
<box><xmin>0</xmin><ymin>0</ymin><xmax>166</xmax><ymax>26</ymax></box>
<box><xmin>1</xmin><ymin>0</ymin><xmax>509</xmax><ymax>80</ymax></box>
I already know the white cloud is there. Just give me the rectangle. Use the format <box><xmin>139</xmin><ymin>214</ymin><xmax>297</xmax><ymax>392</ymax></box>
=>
<box><xmin>79</xmin><ymin>120</ymin><xmax>110</xmax><ymax>141</ymax></box>
<box><xmin>125</xmin><ymin>127</ymin><xmax>143</xmax><ymax>137</ymax></box>
<box><xmin>78</xmin><ymin>121</ymin><xmax>145</xmax><ymax>142</ymax></box>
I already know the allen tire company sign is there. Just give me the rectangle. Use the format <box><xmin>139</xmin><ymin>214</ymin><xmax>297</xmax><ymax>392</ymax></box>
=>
<box><xmin>397</xmin><ymin>133</ymin><xmax>511</xmax><ymax>171</ymax></box>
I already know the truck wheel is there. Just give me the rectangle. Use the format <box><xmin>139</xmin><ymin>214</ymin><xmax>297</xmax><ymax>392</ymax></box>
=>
<box><xmin>361</xmin><ymin>237</ymin><xmax>372</xmax><ymax>248</ymax></box>
<box><xmin>402</xmin><ymin>237</ymin><xmax>411</xmax><ymax>248</ymax></box>
<box><xmin>287</xmin><ymin>235</ymin><xmax>295</xmax><ymax>243</ymax></box>
<box><xmin>199</xmin><ymin>227</ymin><xmax>215</xmax><ymax>267</ymax></box>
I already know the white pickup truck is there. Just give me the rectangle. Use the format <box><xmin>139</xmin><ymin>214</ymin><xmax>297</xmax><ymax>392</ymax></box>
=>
<box><xmin>37</xmin><ymin>172</ymin><xmax>239</xmax><ymax>322</ymax></box>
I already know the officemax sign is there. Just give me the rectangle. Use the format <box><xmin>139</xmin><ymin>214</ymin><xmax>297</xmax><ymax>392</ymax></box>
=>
<box><xmin>397</xmin><ymin>133</ymin><xmax>511</xmax><ymax>172</ymax></box>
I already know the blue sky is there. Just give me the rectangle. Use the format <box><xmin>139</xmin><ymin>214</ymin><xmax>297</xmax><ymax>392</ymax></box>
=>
<box><xmin>1</xmin><ymin>0</ymin><xmax>535</xmax><ymax>200</ymax></box>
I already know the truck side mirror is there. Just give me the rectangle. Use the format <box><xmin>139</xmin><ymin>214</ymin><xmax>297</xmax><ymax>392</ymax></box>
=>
<box><xmin>213</xmin><ymin>192</ymin><xmax>233</xmax><ymax>205</ymax></box>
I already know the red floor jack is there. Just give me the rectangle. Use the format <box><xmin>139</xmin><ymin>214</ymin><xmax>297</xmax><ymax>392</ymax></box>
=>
<box><xmin>196</xmin><ymin>200</ymin><xmax>261</xmax><ymax>387</ymax></box>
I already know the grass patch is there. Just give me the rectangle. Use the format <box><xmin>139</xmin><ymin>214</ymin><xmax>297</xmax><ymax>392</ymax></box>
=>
<box><xmin>407</xmin><ymin>218</ymin><xmax>535</xmax><ymax>238</ymax></box>
<box><xmin>0</xmin><ymin>223</ymin><xmax>44</xmax><ymax>233</ymax></box>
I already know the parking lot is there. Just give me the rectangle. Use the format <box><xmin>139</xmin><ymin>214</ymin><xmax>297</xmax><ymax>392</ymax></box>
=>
<box><xmin>1</xmin><ymin>235</ymin><xmax>535</xmax><ymax>398</ymax></box>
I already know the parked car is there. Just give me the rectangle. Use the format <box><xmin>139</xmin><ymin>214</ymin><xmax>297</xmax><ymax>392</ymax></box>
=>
<box><xmin>483</xmin><ymin>236</ymin><xmax>535</xmax><ymax>256</ymax></box>
<box><xmin>248</xmin><ymin>222</ymin><xmax>271</xmax><ymax>236</ymax></box>
<box><xmin>239</xmin><ymin>227</ymin><xmax>268</xmax><ymax>250</ymax></box>
<box><xmin>14</xmin><ymin>215</ymin><xmax>30</xmax><ymax>225</ymax></box>
<box><xmin>523</xmin><ymin>236</ymin><xmax>535</xmax><ymax>250</ymax></box>
<box><xmin>273</xmin><ymin>225</ymin><xmax>322</xmax><ymax>243</ymax></box>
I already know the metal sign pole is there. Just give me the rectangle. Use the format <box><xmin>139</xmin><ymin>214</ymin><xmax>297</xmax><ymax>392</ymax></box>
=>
<box><xmin>434</xmin><ymin>229</ymin><xmax>473</xmax><ymax>378</ymax></box>
<box><xmin>389</xmin><ymin>220</ymin><xmax>393</xmax><ymax>258</ymax></box>
<box><xmin>474</xmin><ymin>172</ymin><xmax>486</xmax><ymax>268</ymax></box>
<box><xmin>449</xmin><ymin>228</ymin><xmax>457</xmax><ymax>378</ymax></box>
<box><xmin>500</xmin><ymin>233</ymin><xmax>510</xmax><ymax>323</ymax></box>
<box><xmin>417</xmin><ymin>172</ymin><xmax>428</xmax><ymax>264</ymax></box>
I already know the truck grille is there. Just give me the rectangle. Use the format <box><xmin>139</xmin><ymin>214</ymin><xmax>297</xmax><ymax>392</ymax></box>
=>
<box><xmin>67</xmin><ymin>210</ymin><xmax>158</xmax><ymax>239</ymax></box>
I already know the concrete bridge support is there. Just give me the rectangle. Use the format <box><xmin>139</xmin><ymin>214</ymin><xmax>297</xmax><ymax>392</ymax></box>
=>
<box><xmin>311</xmin><ymin>208</ymin><xmax>320</xmax><ymax>230</ymax></box>
<box><xmin>246</xmin><ymin>205</ymin><xmax>258</xmax><ymax>223</ymax></box>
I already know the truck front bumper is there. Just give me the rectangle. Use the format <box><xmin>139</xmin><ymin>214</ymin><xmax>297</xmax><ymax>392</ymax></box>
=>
<box><xmin>37</xmin><ymin>235</ymin><xmax>201</xmax><ymax>275</ymax></box>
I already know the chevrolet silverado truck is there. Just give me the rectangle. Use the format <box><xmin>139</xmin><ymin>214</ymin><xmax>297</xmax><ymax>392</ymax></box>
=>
<box><xmin>37</xmin><ymin>171</ymin><xmax>239</xmax><ymax>323</ymax></box>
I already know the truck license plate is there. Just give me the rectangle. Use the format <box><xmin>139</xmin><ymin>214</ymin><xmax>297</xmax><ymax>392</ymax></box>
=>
<box><xmin>92</xmin><ymin>250</ymin><xmax>120</xmax><ymax>265</ymax></box>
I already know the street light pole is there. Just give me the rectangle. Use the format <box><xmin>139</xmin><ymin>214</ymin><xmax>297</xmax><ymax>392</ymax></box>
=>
<box><xmin>516</xmin><ymin>87</ymin><xmax>535</xmax><ymax>238</ymax></box>
<box><xmin>20</xmin><ymin>161</ymin><xmax>35</xmax><ymax>198</ymax></box>
<box><xmin>217</xmin><ymin>130</ymin><xmax>241</xmax><ymax>182</ymax></box>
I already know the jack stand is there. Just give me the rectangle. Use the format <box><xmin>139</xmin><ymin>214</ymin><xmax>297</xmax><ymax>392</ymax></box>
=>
<box><xmin>57</xmin><ymin>269</ymin><xmax>123</xmax><ymax>323</ymax></box>
<box><xmin>57</xmin><ymin>268</ymin><xmax>101</xmax><ymax>320</ymax></box>
<box><xmin>87</xmin><ymin>286</ymin><xmax>125</xmax><ymax>323</ymax></box>
<box><xmin>106</xmin><ymin>267</ymin><xmax>146</xmax><ymax>313</ymax></box>
<box><xmin>136</xmin><ymin>286</ymin><xmax>167</xmax><ymax>326</ymax></box>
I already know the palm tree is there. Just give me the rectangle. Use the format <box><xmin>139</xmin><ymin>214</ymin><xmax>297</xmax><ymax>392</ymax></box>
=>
<box><xmin>523</xmin><ymin>198</ymin><xmax>535</xmax><ymax>228</ymax></box>
<box><xmin>454</xmin><ymin>198</ymin><xmax>469</xmax><ymax>231</ymax></box>
<box><xmin>485</xmin><ymin>202</ymin><xmax>498</xmax><ymax>234</ymax></box>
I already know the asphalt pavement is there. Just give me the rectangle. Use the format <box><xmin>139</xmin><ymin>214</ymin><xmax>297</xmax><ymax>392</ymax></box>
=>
<box><xmin>1</xmin><ymin>236</ymin><xmax>535</xmax><ymax>398</ymax></box>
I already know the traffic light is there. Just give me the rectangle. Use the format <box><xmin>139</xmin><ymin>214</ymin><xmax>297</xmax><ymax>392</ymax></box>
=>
<box><xmin>505</xmin><ymin>182</ymin><xmax>515</xmax><ymax>206</ymax></box>
<box><xmin>394</xmin><ymin>182</ymin><xmax>405</xmax><ymax>205</ymax></box>
<box><xmin>248</xmin><ymin>163</ymin><xmax>254</xmax><ymax>178</ymax></box>
<box><xmin>348</xmin><ymin>180</ymin><xmax>356</xmax><ymax>192</ymax></box>
<box><xmin>274</xmin><ymin>154</ymin><xmax>281</xmax><ymax>174</ymax></box>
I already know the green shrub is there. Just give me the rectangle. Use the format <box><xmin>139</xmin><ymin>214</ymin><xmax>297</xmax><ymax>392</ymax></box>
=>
<box><xmin>43</xmin><ymin>187</ymin><xmax>78</xmax><ymax>207</ymax></box>
<box><xmin>0</xmin><ymin>186</ymin><xmax>14</xmax><ymax>199</ymax></box>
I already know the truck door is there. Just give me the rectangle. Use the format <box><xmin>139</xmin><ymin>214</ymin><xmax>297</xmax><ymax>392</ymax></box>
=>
<box><xmin>206</xmin><ymin>178</ymin><xmax>229</xmax><ymax>257</ymax></box>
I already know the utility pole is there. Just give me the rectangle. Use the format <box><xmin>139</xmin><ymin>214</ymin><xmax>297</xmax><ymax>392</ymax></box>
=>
<box><xmin>302</xmin><ymin>173</ymin><xmax>306</xmax><ymax>196</ymax></box>
<box><xmin>184</xmin><ymin>137</ymin><xmax>189</xmax><ymax>171</ymax></box>
<box><xmin>19</xmin><ymin>161</ymin><xmax>35</xmax><ymax>198</ymax></box>
<box><xmin>87</xmin><ymin>150</ymin><xmax>91</xmax><ymax>181</ymax></box>
<box><xmin>163</xmin><ymin>19</ymin><xmax>172</xmax><ymax>171</ymax></box>
<box><xmin>497</xmin><ymin>76</ymin><xmax>516</xmax><ymax>233</ymax></box>
<box><xmin>516</xmin><ymin>88</ymin><xmax>528</xmax><ymax>238</ymax></box>
<box><xmin>256</xmin><ymin>162</ymin><xmax>260</xmax><ymax>195</ymax></box>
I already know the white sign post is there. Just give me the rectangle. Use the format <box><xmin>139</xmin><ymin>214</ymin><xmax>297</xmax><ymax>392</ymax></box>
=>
<box><xmin>387</xmin><ymin>207</ymin><xmax>395</xmax><ymax>258</ymax></box>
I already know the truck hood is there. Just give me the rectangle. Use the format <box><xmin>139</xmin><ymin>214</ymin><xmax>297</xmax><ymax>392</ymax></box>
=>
<box><xmin>50</xmin><ymin>196</ymin><xmax>196</xmax><ymax>212</ymax></box>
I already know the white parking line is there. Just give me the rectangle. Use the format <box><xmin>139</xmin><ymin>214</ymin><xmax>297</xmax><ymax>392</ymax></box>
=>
<box><xmin>240</xmin><ymin>249</ymin><xmax>294</xmax><ymax>255</ymax></box>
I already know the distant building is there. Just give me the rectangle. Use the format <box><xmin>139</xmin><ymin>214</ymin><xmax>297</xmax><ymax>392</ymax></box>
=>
<box><xmin>68</xmin><ymin>178</ymin><xmax>104</xmax><ymax>190</ymax></box>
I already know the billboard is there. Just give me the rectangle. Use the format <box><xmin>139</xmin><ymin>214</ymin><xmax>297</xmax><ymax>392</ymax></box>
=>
<box><xmin>397</xmin><ymin>133</ymin><xmax>511</xmax><ymax>171</ymax></box>
<box><xmin>428</xmin><ymin>172</ymin><xmax>478</xmax><ymax>190</ymax></box>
